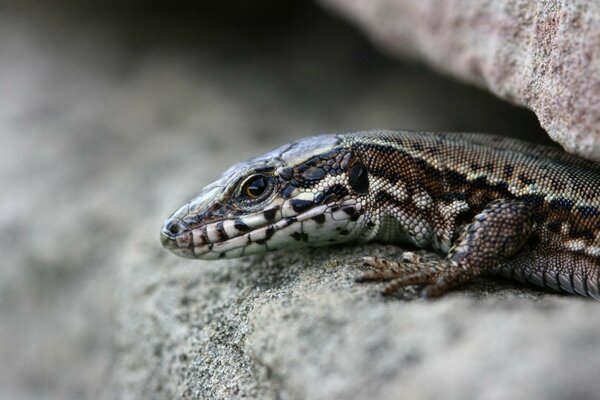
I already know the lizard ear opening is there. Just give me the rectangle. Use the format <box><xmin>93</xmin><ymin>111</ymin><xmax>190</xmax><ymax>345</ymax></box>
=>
<box><xmin>348</xmin><ymin>162</ymin><xmax>369</xmax><ymax>194</ymax></box>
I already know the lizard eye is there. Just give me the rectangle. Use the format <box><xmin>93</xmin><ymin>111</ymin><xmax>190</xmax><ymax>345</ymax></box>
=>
<box><xmin>241</xmin><ymin>174</ymin><xmax>270</xmax><ymax>199</ymax></box>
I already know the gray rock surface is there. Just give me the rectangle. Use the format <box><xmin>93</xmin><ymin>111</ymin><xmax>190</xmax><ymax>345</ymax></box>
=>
<box><xmin>2</xmin><ymin>3</ymin><xmax>599</xmax><ymax>400</ymax></box>
<box><xmin>318</xmin><ymin>0</ymin><xmax>600</xmax><ymax>160</ymax></box>
<box><xmin>117</xmin><ymin>244</ymin><xmax>600</xmax><ymax>399</ymax></box>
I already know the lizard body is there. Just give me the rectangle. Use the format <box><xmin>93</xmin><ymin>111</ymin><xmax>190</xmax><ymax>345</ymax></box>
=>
<box><xmin>161</xmin><ymin>131</ymin><xmax>600</xmax><ymax>299</ymax></box>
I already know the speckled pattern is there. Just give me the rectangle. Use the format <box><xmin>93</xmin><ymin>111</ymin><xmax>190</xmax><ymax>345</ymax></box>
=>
<box><xmin>162</xmin><ymin>130</ymin><xmax>600</xmax><ymax>299</ymax></box>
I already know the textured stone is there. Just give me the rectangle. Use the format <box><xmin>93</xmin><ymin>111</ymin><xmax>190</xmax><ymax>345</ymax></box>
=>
<box><xmin>318</xmin><ymin>0</ymin><xmax>600</xmax><ymax>160</ymax></box>
<box><xmin>4</xmin><ymin>3</ymin><xmax>599</xmax><ymax>400</ymax></box>
<box><xmin>117</xmin><ymin>242</ymin><xmax>600</xmax><ymax>400</ymax></box>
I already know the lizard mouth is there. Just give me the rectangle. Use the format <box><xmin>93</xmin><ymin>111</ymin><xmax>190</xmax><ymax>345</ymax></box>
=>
<box><xmin>160</xmin><ymin>213</ymin><xmax>196</xmax><ymax>258</ymax></box>
<box><xmin>161</xmin><ymin>201</ymin><xmax>364</xmax><ymax>259</ymax></box>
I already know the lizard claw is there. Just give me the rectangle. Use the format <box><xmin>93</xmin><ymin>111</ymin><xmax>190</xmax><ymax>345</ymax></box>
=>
<box><xmin>356</xmin><ymin>256</ymin><xmax>391</xmax><ymax>270</ymax></box>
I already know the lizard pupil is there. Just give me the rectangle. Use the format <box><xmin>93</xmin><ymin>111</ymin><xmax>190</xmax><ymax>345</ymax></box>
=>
<box><xmin>244</xmin><ymin>175</ymin><xmax>268</xmax><ymax>198</ymax></box>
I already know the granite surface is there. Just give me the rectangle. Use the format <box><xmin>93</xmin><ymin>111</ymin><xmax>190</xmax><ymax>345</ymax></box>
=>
<box><xmin>2</xmin><ymin>3</ymin><xmax>598</xmax><ymax>400</ymax></box>
<box><xmin>319</xmin><ymin>0</ymin><xmax>600</xmax><ymax>160</ymax></box>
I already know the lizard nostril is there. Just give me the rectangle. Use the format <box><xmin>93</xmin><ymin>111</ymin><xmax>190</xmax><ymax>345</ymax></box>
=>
<box><xmin>165</xmin><ymin>219</ymin><xmax>181</xmax><ymax>236</ymax></box>
<box><xmin>161</xmin><ymin>217</ymin><xmax>192</xmax><ymax>250</ymax></box>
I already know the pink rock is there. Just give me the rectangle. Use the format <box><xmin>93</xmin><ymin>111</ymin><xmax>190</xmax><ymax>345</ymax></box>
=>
<box><xmin>319</xmin><ymin>0</ymin><xmax>600</xmax><ymax>160</ymax></box>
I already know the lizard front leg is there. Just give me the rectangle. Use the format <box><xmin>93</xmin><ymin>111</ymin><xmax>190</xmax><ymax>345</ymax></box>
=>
<box><xmin>358</xmin><ymin>199</ymin><xmax>534</xmax><ymax>298</ymax></box>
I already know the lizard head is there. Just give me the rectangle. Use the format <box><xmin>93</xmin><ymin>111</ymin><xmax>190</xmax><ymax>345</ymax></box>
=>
<box><xmin>160</xmin><ymin>134</ymin><xmax>372</xmax><ymax>259</ymax></box>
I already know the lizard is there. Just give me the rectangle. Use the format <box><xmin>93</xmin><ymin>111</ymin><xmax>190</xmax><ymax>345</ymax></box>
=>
<box><xmin>160</xmin><ymin>130</ymin><xmax>600</xmax><ymax>300</ymax></box>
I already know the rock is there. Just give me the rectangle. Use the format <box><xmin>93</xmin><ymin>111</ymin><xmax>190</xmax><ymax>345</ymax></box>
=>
<box><xmin>4</xmin><ymin>2</ymin><xmax>599</xmax><ymax>400</ymax></box>
<box><xmin>318</xmin><ymin>0</ymin><xmax>600</xmax><ymax>160</ymax></box>
<box><xmin>116</xmin><ymin>240</ymin><xmax>600</xmax><ymax>399</ymax></box>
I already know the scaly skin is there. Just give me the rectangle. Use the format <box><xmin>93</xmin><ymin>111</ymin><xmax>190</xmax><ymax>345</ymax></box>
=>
<box><xmin>161</xmin><ymin>131</ymin><xmax>600</xmax><ymax>299</ymax></box>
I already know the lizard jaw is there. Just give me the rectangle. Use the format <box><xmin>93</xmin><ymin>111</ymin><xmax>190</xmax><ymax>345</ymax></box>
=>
<box><xmin>161</xmin><ymin>201</ymin><xmax>364</xmax><ymax>260</ymax></box>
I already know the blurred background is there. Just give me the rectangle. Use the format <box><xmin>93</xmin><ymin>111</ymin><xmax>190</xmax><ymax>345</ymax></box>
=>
<box><xmin>0</xmin><ymin>1</ymin><xmax>549</xmax><ymax>399</ymax></box>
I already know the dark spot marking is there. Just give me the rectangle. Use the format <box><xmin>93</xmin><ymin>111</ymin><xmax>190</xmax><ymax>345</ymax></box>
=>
<box><xmin>415</xmin><ymin>158</ymin><xmax>428</xmax><ymax>169</ymax></box>
<box><xmin>219</xmin><ymin>252</ymin><xmax>226</xmax><ymax>259</ymax></box>
<box><xmin>427</xmin><ymin>146</ymin><xmax>440</xmax><ymax>156</ymax></box>
<box><xmin>314</xmin><ymin>192</ymin><xmax>325</xmax><ymax>204</ymax></box>
<box><xmin>255</xmin><ymin>239</ymin><xmax>267</xmax><ymax>245</ymax></box>
<box><xmin>281</xmin><ymin>184</ymin><xmax>297</xmax><ymax>199</ymax></box>
<box><xmin>203</xmin><ymin>204</ymin><xmax>225</xmax><ymax>219</ymax></box>
<box><xmin>315</xmin><ymin>189</ymin><xmax>338</xmax><ymax>205</ymax></box>
<box><xmin>577</xmin><ymin>206</ymin><xmax>599</xmax><ymax>217</ymax></box>
<box><xmin>215</xmin><ymin>222</ymin><xmax>227</xmax><ymax>241</ymax></box>
<box><xmin>520</xmin><ymin>193</ymin><xmax>545</xmax><ymax>206</ymax></box>
<box><xmin>441</xmin><ymin>192</ymin><xmax>467</xmax><ymax>202</ymax></box>
<box><xmin>446</xmin><ymin>170</ymin><xmax>467</xmax><ymax>185</ymax></box>
<box><xmin>518</xmin><ymin>174</ymin><xmax>534</xmax><ymax>185</ymax></box>
<box><xmin>319</xmin><ymin>185</ymin><xmax>349</xmax><ymax>204</ymax></box>
<box><xmin>569</xmin><ymin>227</ymin><xmax>594</xmax><ymax>239</ymax></box>
<box><xmin>263</xmin><ymin>207</ymin><xmax>278</xmax><ymax>221</ymax></box>
<box><xmin>532</xmin><ymin>211</ymin><xmax>548</xmax><ymax>224</ymax></box>
<box><xmin>342</xmin><ymin>206</ymin><xmax>356</xmax><ymax>215</ymax></box>
<box><xmin>470</xmin><ymin>162</ymin><xmax>480</xmax><ymax>171</ymax></box>
<box><xmin>199</xmin><ymin>232</ymin><xmax>208</xmax><ymax>242</ymax></box>
<box><xmin>494</xmin><ymin>181</ymin><xmax>509</xmax><ymax>191</ymax></box>
<box><xmin>330</xmin><ymin>205</ymin><xmax>341</xmax><ymax>212</ymax></box>
<box><xmin>182</xmin><ymin>215</ymin><xmax>199</xmax><ymax>226</ymax></box>
<box><xmin>339</xmin><ymin>229</ymin><xmax>350</xmax><ymax>235</ymax></box>
<box><xmin>375</xmin><ymin>191</ymin><xmax>388</xmax><ymax>204</ymax></box>
<box><xmin>504</xmin><ymin>165</ymin><xmax>514</xmax><ymax>178</ymax></box>
<box><xmin>470</xmin><ymin>176</ymin><xmax>488</xmax><ymax>188</ymax></box>
<box><xmin>278</xmin><ymin>167</ymin><xmax>293</xmax><ymax>181</ymax></box>
<box><xmin>348</xmin><ymin>162</ymin><xmax>369</xmax><ymax>193</ymax></box>
<box><xmin>290</xmin><ymin>232</ymin><xmax>309</xmax><ymax>241</ymax></box>
<box><xmin>302</xmin><ymin>167</ymin><xmax>326</xmax><ymax>181</ymax></box>
<box><xmin>412</xmin><ymin>142</ymin><xmax>423</xmax><ymax>151</ymax></box>
<box><xmin>547</xmin><ymin>220</ymin><xmax>562</xmax><ymax>232</ymax></box>
<box><xmin>549</xmin><ymin>197</ymin><xmax>574</xmax><ymax>210</ymax></box>
<box><xmin>375</xmin><ymin>190</ymin><xmax>409</xmax><ymax>209</ymax></box>
<box><xmin>526</xmin><ymin>234</ymin><xmax>541</xmax><ymax>247</ymax></box>
<box><xmin>369</xmin><ymin>167</ymin><xmax>399</xmax><ymax>184</ymax></box>
<box><xmin>234</xmin><ymin>219</ymin><xmax>250</xmax><ymax>232</ymax></box>
<box><xmin>291</xmin><ymin>199</ymin><xmax>313</xmax><ymax>213</ymax></box>
<box><xmin>312</xmin><ymin>214</ymin><xmax>326</xmax><ymax>223</ymax></box>
<box><xmin>265</xmin><ymin>227</ymin><xmax>275</xmax><ymax>239</ymax></box>
<box><xmin>350</xmin><ymin>213</ymin><xmax>361</xmax><ymax>222</ymax></box>
<box><xmin>295</xmin><ymin>163</ymin><xmax>308</xmax><ymax>174</ymax></box>
<box><xmin>284</xmin><ymin>217</ymin><xmax>297</xmax><ymax>226</ymax></box>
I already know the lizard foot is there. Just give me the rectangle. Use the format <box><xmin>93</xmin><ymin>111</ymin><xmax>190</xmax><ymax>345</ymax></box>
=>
<box><xmin>355</xmin><ymin>252</ymin><xmax>449</xmax><ymax>297</ymax></box>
